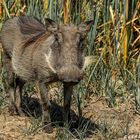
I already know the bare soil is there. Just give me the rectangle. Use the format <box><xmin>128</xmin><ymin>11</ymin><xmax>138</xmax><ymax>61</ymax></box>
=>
<box><xmin>0</xmin><ymin>93</ymin><xmax>140</xmax><ymax>140</ymax></box>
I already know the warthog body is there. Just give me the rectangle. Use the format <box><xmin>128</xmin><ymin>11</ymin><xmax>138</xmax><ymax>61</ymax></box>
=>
<box><xmin>1</xmin><ymin>16</ymin><xmax>93</xmax><ymax>133</ymax></box>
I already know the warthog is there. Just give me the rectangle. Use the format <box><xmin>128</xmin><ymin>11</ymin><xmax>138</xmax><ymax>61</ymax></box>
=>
<box><xmin>1</xmin><ymin>16</ymin><xmax>93</xmax><ymax>133</ymax></box>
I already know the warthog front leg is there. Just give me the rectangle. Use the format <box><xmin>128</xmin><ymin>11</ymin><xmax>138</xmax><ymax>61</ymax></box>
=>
<box><xmin>63</xmin><ymin>83</ymin><xmax>73</xmax><ymax>125</ymax></box>
<box><xmin>38</xmin><ymin>82</ymin><xmax>53</xmax><ymax>133</ymax></box>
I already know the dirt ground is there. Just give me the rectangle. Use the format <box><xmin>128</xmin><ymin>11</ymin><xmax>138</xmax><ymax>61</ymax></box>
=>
<box><xmin>0</xmin><ymin>94</ymin><xmax>140</xmax><ymax>140</ymax></box>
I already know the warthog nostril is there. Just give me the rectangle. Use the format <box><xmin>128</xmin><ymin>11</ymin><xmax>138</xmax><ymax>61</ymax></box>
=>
<box><xmin>59</xmin><ymin>74</ymin><xmax>82</xmax><ymax>84</ymax></box>
<box><xmin>62</xmin><ymin>79</ymin><xmax>80</xmax><ymax>83</ymax></box>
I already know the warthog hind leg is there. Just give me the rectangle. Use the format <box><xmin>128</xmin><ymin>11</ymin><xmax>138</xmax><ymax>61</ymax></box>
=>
<box><xmin>8</xmin><ymin>78</ymin><xmax>25</xmax><ymax>116</ymax></box>
<box><xmin>3</xmin><ymin>53</ymin><xmax>24</xmax><ymax>116</ymax></box>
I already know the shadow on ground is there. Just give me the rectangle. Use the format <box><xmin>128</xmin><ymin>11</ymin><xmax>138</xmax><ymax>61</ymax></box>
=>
<box><xmin>21</xmin><ymin>95</ymin><xmax>97</xmax><ymax>138</ymax></box>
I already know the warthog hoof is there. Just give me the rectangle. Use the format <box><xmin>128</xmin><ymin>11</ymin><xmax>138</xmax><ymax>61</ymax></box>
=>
<box><xmin>8</xmin><ymin>104</ymin><xmax>25</xmax><ymax>117</ymax></box>
<box><xmin>44</xmin><ymin>123</ymin><xmax>53</xmax><ymax>134</ymax></box>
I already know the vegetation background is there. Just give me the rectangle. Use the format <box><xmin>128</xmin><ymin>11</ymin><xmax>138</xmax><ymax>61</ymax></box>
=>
<box><xmin>0</xmin><ymin>0</ymin><xmax>140</xmax><ymax>140</ymax></box>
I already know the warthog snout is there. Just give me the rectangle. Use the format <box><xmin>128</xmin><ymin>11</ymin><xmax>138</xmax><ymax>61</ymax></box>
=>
<box><xmin>58</xmin><ymin>65</ymin><xmax>83</xmax><ymax>84</ymax></box>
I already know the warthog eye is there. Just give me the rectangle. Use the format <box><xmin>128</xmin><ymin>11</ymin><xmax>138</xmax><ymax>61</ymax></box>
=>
<box><xmin>78</xmin><ymin>36</ymin><xmax>85</xmax><ymax>50</ymax></box>
<box><xmin>54</xmin><ymin>32</ymin><xmax>63</xmax><ymax>43</ymax></box>
<box><xmin>54</xmin><ymin>34</ymin><xmax>59</xmax><ymax>42</ymax></box>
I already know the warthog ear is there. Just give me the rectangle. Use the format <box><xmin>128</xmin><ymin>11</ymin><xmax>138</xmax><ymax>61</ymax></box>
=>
<box><xmin>45</xmin><ymin>18</ymin><xmax>58</xmax><ymax>32</ymax></box>
<box><xmin>78</xmin><ymin>20</ymin><xmax>94</xmax><ymax>33</ymax></box>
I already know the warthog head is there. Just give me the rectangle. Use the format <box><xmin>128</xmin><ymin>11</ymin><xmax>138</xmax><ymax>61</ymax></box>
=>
<box><xmin>44</xmin><ymin>19</ymin><xmax>93</xmax><ymax>84</ymax></box>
